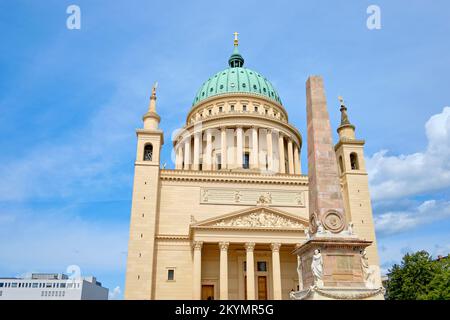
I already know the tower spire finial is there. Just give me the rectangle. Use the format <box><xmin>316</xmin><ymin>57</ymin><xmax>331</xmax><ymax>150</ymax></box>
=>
<box><xmin>148</xmin><ymin>81</ymin><xmax>158</xmax><ymax>113</ymax></box>
<box><xmin>338</xmin><ymin>96</ymin><xmax>351</xmax><ymax>126</ymax></box>
<box><xmin>233</xmin><ymin>31</ymin><xmax>239</xmax><ymax>47</ymax></box>
<box><xmin>151</xmin><ymin>82</ymin><xmax>158</xmax><ymax>100</ymax></box>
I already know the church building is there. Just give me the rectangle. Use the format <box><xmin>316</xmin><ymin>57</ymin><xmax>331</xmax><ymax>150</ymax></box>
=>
<box><xmin>124</xmin><ymin>34</ymin><xmax>381</xmax><ymax>300</ymax></box>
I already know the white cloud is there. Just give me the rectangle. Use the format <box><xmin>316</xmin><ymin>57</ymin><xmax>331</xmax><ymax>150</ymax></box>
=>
<box><xmin>366</xmin><ymin>106</ymin><xmax>450</xmax><ymax>201</ymax></box>
<box><xmin>374</xmin><ymin>199</ymin><xmax>450</xmax><ymax>236</ymax></box>
<box><xmin>109</xmin><ymin>286</ymin><xmax>122</xmax><ymax>300</ymax></box>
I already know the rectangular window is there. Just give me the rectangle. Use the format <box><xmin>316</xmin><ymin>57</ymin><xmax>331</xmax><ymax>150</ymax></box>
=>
<box><xmin>243</xmin><ymin>105</ymin><xmax>247</xmax><ymax>111</ymax></box>
<box><xmin>243</xmin><ymin>152</ymin><xmax>250</xmax><ymax>169</ymax></box>
<box><xmin>0</xmin><ymin>283</ymin><xmax>3</xmax><ymax>288</ymax></box>
<box><xmin>11</xmin><ymin>283</ymin><xmax>17</xmax><ymax>288</ymax></box>
<box><xmin>208</xmin><ymin>109</ymin><xmax>212</xmax><ymax>115</ymax></box>
<box><xmin>230</xmin><ymin>105</ymin><xmax>235</xmax><ymax>111</ymax></box>
<box><xmin>46</xmin><ymin>283</ymin><xmax>52</xmax><ymax>288</ymax></box>
<box><xmin>167</xmin><ymin>269</ymin><xmax>175</xmax><ymax>281</ymax></box>
<box><xmin>257</xmin><ymin>261</ymin><xmax>267</xmax><ymax>272</ymax></box>
<box><xmin>32</xmin><ymin>283</ymin><xmax>38</xmax><ymax>288</ymax></box>
<box><xmin>60</xmin><ymin>283</ymin><xmax>66</xmax><ymax>288</ymax></box>
<box><xmin>255</xmin><ymin>106</ymin><xmax>259</xmax><ymax>112</ymax></box>
<box><xmin>217</xmin><ymin>155</ymin><xmax>222</xmax><ymax>170</ymax></box>
<box><xmin>219</xmin><ymin>106</ymin><xmax>223</xmax><ymax>112</ymax></box>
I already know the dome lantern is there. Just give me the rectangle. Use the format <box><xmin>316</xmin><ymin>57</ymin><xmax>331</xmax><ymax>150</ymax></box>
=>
<box><xmin>228</xmin><ymin>32</ymin><xmax>244</xmax><ymax>68</ymax></box>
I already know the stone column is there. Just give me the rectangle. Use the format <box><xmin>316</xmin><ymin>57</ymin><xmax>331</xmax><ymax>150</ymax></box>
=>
<box><xmin>251</xmin><ymin>126</ymin><xmax>259</xmax><ymax>169</ymax></box>
<box><xmin>192</xmin><ymin>241</ymin><xmax>203</xmax><ymax>300</ymax></box>
<box><xmin>245</xmin><ymin>242</ymin><xmax>256</xmax><ymax>300</ymax></box>
<box><xmin>294</xmin><ymin>144</ymin><xmax>301</xmax><ymax>174</ymax></box>
<box><xmin>219</xmin><ymin>242</ymin><xmax>229</xmax><ymax>300</ymax></box>
<box><xmin>184</xmin><ymin>137</ymin><xmax>191</xmax><ymax>170</ymax></box>
<box><xmin>204</xmin><ymin>130</ymin><xmax>212</xmax><ymax>171</ymax></box>
<box><xmin>287</xmin><ymin>139</ymin><xmax>294</xmax><ymax>174</ymax></box>
<box><xmin>221</xmin><ymin>127</ymin><xmax>227</xmax><ymax>169</ymax></box>
<box><xmin>271</xmin><ymin>243</ymin><xmax>282</xmax><ymax>300</ymax></box>
<box><xmin>236</xmin><ymin>126</ymin><xmax>243</xmax><ymax>168</ymax></box>
<box><xmin>193</xmin><ymin>132</ymin><xmax>200</xmax><ymax>171</ymax></box>
<box><xmin>266</xmin><ymin>129</ymin><xmax>273</xmax><ymax>171</ymax></box>
<box><xmin>278</xmin><ymin>133</ymin><xmax>285</xmax><ymax>173</ymax></box>
<box><xmin>176</xmin><ymin>144</ymin><xmax>183</xmax><ymax>170</ymax></box>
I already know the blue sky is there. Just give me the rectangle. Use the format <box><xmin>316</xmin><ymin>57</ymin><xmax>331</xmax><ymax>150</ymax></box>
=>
<box><xmin>0</xmin><ymin>1</ymin><xmax>449</xmax><ymax>299</ymax></box>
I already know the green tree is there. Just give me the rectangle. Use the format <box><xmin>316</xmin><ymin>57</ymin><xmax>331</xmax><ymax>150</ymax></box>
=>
<box><xmin>386</xmin><ymin>251</ymin><xmax>441</xmax><ymax>300</ymax></box>
<box><xmin>418</xmin><ymin>256</ymin><xmax>450</xmax><ymax>300</ymax></box>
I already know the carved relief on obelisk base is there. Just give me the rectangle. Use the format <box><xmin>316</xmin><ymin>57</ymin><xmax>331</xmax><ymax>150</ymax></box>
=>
<box><xmin>306</xmin><ymin>76</ymin><xmax>347</xmax><ymax>234</ymax></box>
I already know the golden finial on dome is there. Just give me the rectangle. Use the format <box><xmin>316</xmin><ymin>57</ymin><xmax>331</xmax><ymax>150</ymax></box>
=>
<box><xmin>233</xmin><ymin>32</ymin><xmax>239</xmax><ymax>47</ymax></box>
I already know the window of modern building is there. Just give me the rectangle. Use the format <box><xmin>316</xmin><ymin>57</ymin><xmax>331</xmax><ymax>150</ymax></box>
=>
<box><xmin>144</xmin><ymin>144</ymin><xmax>153</xmax><ymax>161</ymax></box>
<box><xmin>167</xmin><ymin>269</ymin><xmax>175</xmax><ymax>281</ymax></box>
<box><xmin>32</xmin><ymin>283</ymin><xmax>38</xmax><ymax>288</ymax></box>
<box><xmin>0</xmin><ymin>283</ymin><xmax>3</xmax><ymax>288</ymax></box>
<box><xmin>11</xmin><ymin>283</ymin><xmax>17</xmax><ymax>288</ymax></box>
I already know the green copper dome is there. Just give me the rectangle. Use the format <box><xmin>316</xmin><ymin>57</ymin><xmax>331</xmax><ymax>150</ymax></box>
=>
<box><xmin>192</xmin><ymin>46</ymin><xmax>282</xmax><ymax>106</ymax></box>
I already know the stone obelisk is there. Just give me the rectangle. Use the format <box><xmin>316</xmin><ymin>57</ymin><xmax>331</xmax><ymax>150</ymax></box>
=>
<box><xmin>306</xmin><ymin>76</ymin><xmax>347</xmax><ymax>234</ymax></box>
<box><xmin>291</xmin><ymin>76</ymin><xmax>384</xmax><ymax>300</ymax></box>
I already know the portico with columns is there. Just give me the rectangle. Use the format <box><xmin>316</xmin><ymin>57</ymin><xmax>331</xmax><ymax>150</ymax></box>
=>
<box><xmin>189</xmin><ymin>206</ymin><xmax>308</xmax><ymax>300</ymax></box>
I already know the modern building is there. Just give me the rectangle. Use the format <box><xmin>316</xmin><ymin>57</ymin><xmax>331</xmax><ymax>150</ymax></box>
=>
<box><xmin>124</xmin><ymin>34</ymin><xmax>381</xmax><ymax>300</ymax></box>
<box><xmin>0</xmin><ymin>273</ymin><xmax>109</xmax><ymax>300</ymax></box>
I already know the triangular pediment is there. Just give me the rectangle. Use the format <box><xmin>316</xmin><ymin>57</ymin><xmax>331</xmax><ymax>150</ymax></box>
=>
<box><xmin>191</xmin><ymin>206</ymin><xmax>308</xmax><ymax>230</ymax></box>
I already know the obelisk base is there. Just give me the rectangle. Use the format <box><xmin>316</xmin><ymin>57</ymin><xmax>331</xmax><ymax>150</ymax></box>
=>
<box><xmin>291</xmin><ymin>234</ymin><xmax>385</xmax><ymax>300</ymax></box>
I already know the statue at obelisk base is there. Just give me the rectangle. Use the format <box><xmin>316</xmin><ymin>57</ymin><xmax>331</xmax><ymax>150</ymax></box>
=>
<box><xmin>290</xmin><ymin>76</ymin><xmax>384</xmax><ymax>300</ymax></box>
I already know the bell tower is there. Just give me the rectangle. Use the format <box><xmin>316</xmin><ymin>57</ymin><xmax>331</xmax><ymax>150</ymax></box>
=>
<box><xmin>125</xmin><ymin>83</ymin><xmax>164</xmax><ymax>299</ymax></box>
<box><xmin>334</xmin><ymin>96</ymin><xmax>381</xmax><ymax>276</ymax></box>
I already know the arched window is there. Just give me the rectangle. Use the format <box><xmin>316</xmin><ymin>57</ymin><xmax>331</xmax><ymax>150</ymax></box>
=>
<box><xmin>144</xmin><ymin>144</ymin><xmax>153</xmax><ymax>161</ymax></box>
<box><xmin>339</xmin><ymin>156</ymin><xmax>344</xmax><ymax>173</ymax></box>
<box><xmin>350</xmin><ymin>152</ymin><xmax>359</xmax><ymax>170</ymax></box>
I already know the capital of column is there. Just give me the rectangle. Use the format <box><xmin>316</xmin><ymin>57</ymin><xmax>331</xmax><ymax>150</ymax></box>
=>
<box><xmin>192</xmin><ymin>241</ymin><xmax>203</xmax><ymax>251</ymax></box>
<box><xmin>219</xmin><ymin>242</ymin><xmax>229</xmax><ymax>251</ymax></box>
<box><xmin>270</xmin><ymin>243</ymin><xmax>281</xmax><ymax>252</ymax></box>
<box><xmin>245</xmin><ymin>242</ymin><xmax>256</xmax><ymax>252</ymax></box>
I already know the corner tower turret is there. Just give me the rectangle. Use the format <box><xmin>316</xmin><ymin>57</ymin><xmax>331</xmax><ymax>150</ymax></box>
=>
<box><xmin>334</xmin><ymin>97</ymin><xmax>381</xmax><ymax>281</ymax></box>
<box><xmin>125</xmin><ymin>83</ymin><xmax>164</xmax><ymax>299</ymax></box>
